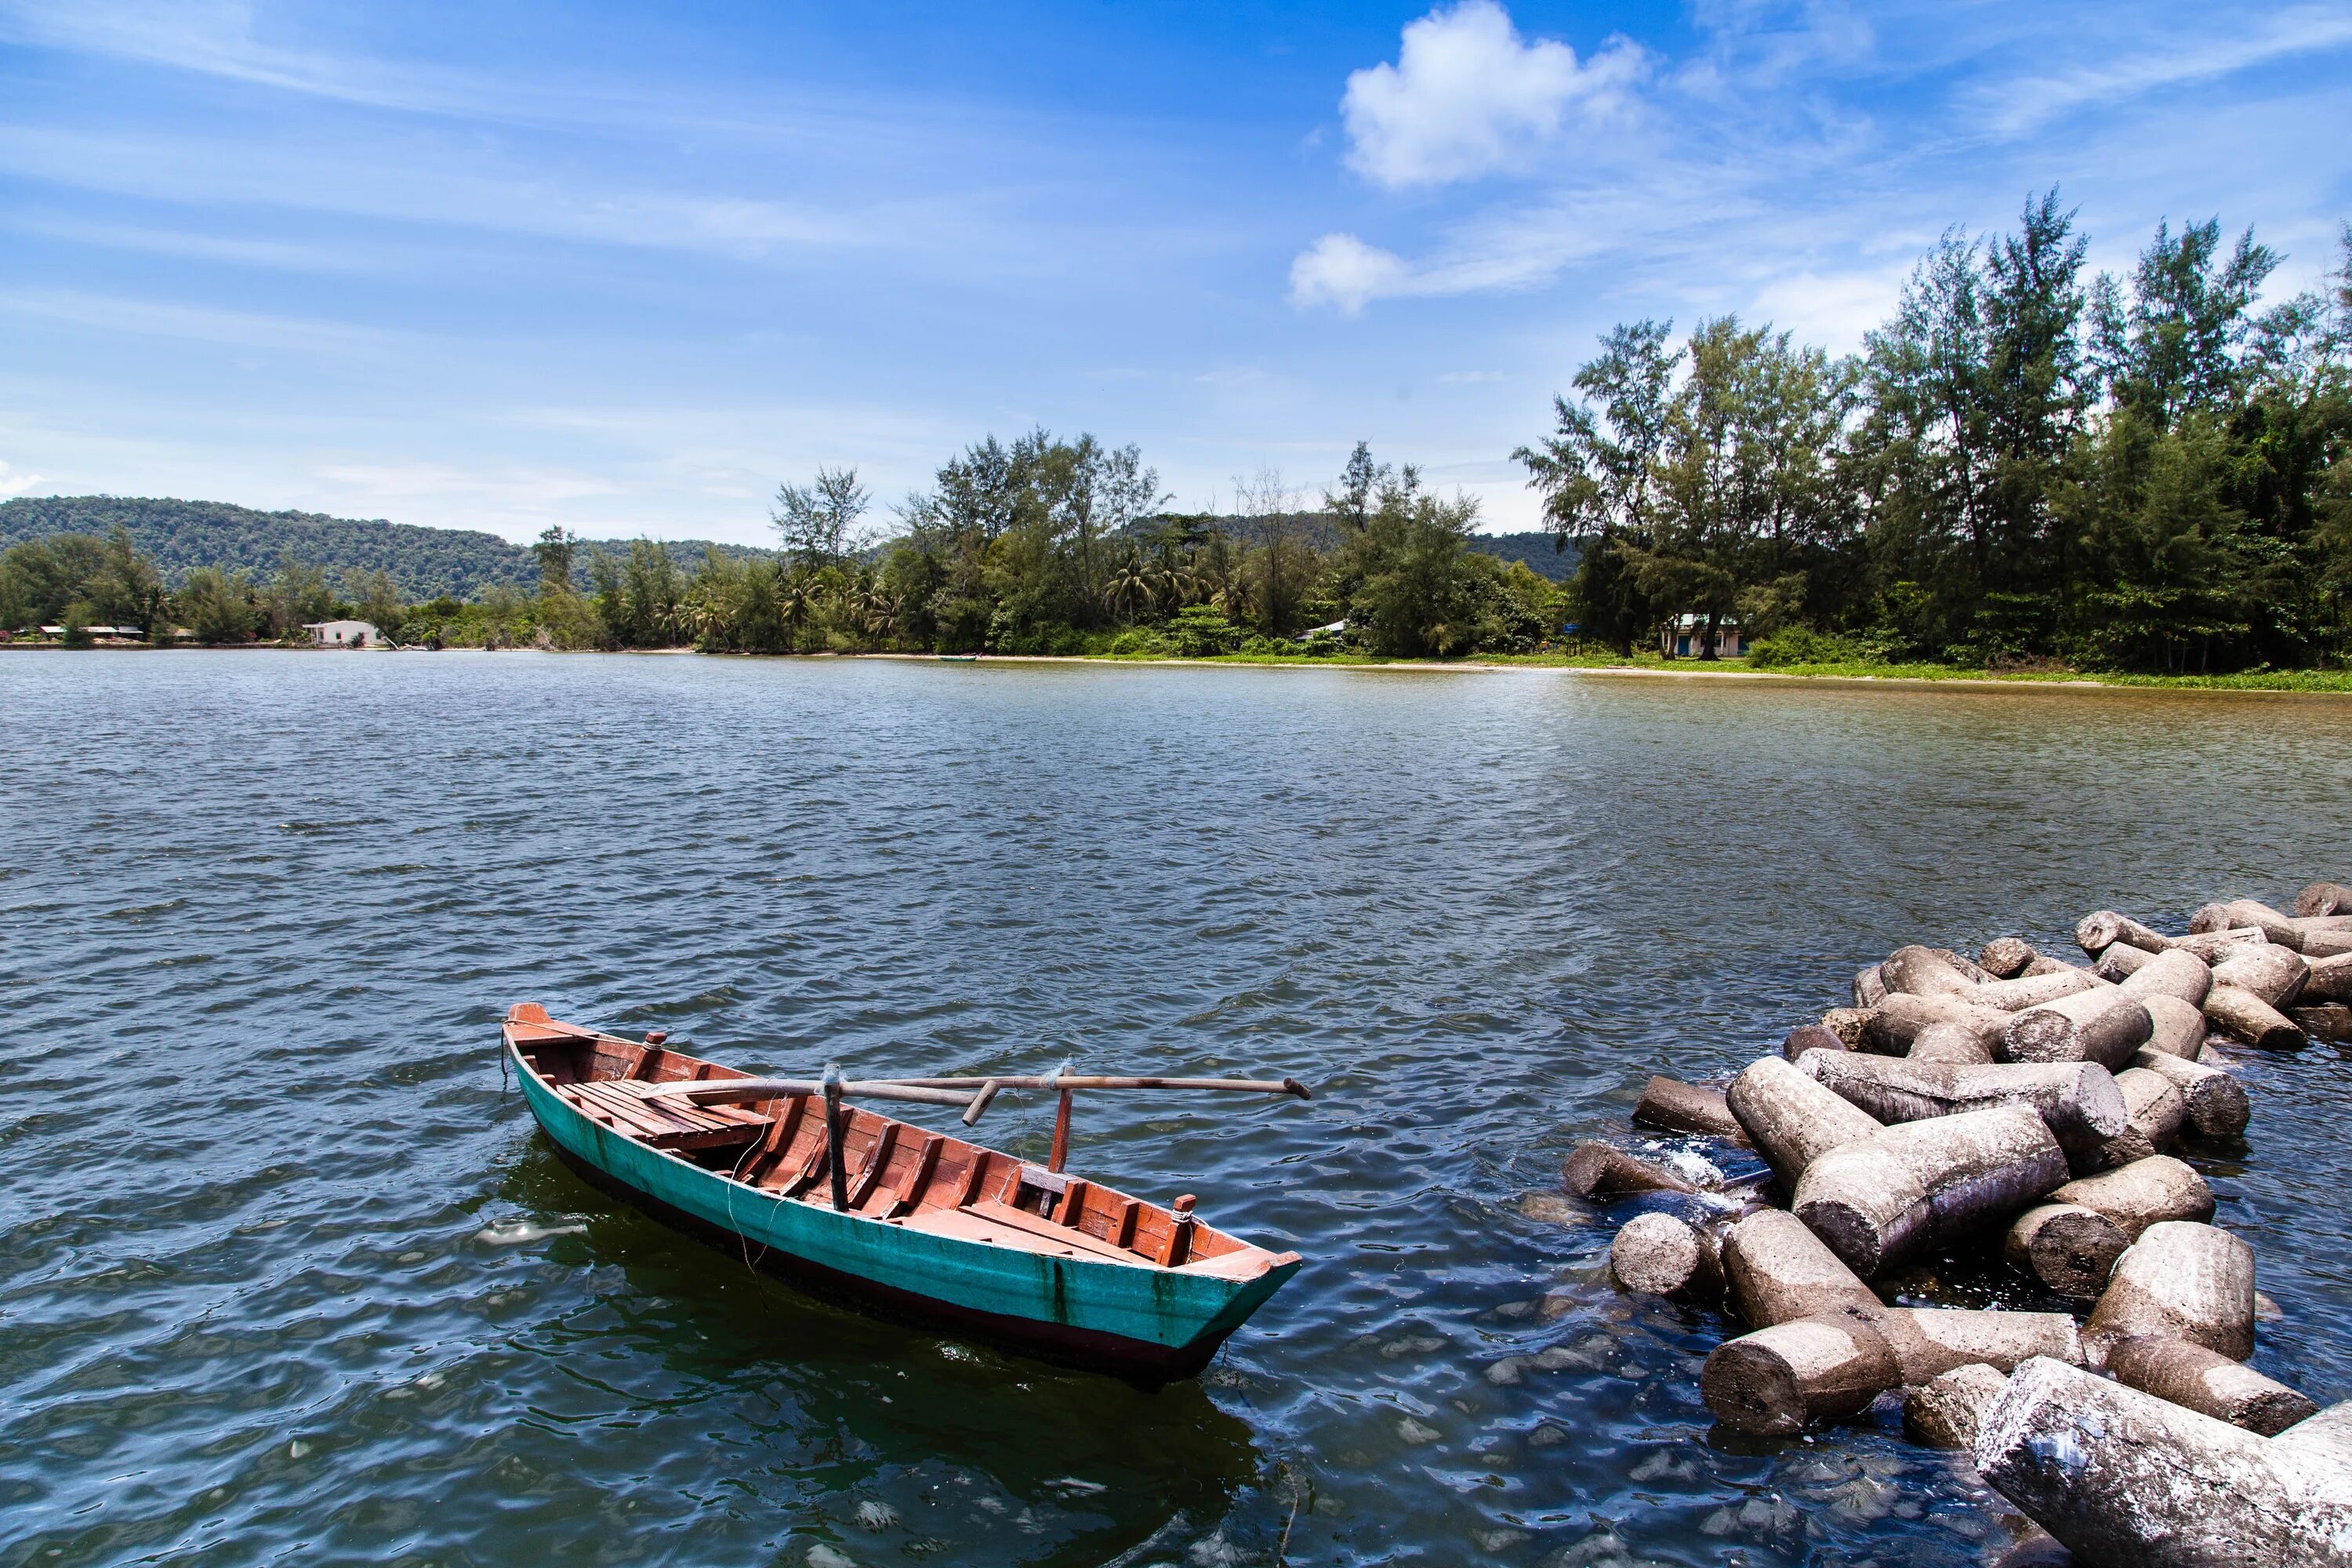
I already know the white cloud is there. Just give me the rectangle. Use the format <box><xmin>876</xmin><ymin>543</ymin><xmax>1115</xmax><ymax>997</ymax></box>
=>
<box><xmin>1288</xmin><ymin>233</ymin><xmax>1413</xmax><ymax>313</ymax></box>
<box><xmin>1746</xmin><ymin>265</ymin><xmax>1911</xmax><ymax>351</ymax></box>
<box><xmin>1982</xmin><ymin>6</ymin><xmax>2352</xmax><ymax>136</ymax></box>
<box><xmin>1340</xmin><ymin>1</ymin><xmax>1644</xmax><ymax>187</ymax></box>
<box><xmin>0</xmin><ymin>459</ymin><xmax>47</xmax><ymax>498</ymax></box>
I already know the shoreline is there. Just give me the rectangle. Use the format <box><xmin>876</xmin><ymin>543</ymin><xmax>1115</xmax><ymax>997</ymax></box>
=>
<box><xmin>11</xmin><ymin>641</ymin><xmax>2348</xmax><ymax>697</ymax></box>
<box><xmin>854</xmin><ymin>650</ymin><xmax>2352</xmax><ymax>698</ymax></box>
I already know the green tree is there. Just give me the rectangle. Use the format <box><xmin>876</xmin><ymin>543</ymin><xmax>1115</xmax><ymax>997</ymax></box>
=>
<box><xmin>532</xmin><ymin>526</ymin><xmax>579</xmax><ymax>592</ymax></box>
<box><xmin>341</xmin><ymin>567</ymin><xmax>405</xmax><ymax>634</ymax></box>
<box><xmin>2092</xmin><ymin>219</ymin><xmax>2282</xmax><ymax>431</ymax></box>
<box><xmin>265</xmin><ymin>557</ymin><xmax>334</xmax><ymax>638</ymax></box>
<box><xmin>176</xmin><ymin>567</ymin><xmax>260</xmax><ymax>644</ymax></box>
<box><xmin>1515</xmin><ymin>320</ymin><xmax>1679</xmax><ymax>652</ymax></box>
<box><xmin>772</xmin><ymin>466</ymin><xmax>870</xmax><ymax>573</ymax></box>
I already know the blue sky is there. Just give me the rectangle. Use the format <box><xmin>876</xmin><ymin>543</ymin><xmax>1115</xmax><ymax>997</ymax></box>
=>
<box><xmin>3</xmin><ymin>2</ymin><xmax>2350</xmax><ymax>542</ymax></box>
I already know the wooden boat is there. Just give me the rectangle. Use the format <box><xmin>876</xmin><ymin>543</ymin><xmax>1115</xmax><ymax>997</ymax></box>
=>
<box><xmin>502</xmin><ymin>1004</ymin><xmax>1306</xmax><ymax>1381</ymax></box>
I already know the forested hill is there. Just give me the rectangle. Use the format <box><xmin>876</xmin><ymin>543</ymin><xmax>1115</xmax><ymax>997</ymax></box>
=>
<box><xmin>0</xmin><ymin>496</ymin><xmax>536</xmax><ymax>598</ymax></box>
<box><xmin>0</xmin><ymin>496</ymin><xmax>776</xmax><ymax>600</ymax></box>
<box><xmin>1475</xmin><ymin>531</ymin><xmax>1577</xmax><ymax>581</ymax></box>
<box><xmin>1120</xmin><ymin>513</ymin><xmax>1577</xmax><ymax>582</ymax></box>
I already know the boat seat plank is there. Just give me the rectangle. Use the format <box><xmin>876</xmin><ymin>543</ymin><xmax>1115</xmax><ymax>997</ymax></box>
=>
<box><xmin>601</xmin><ymin>1079</ymin><xmax>771</xmax><ymax>1127</ymax></box>
<box><xmin>958</xmin><ymin>1198</ymin><xmax>1152</xmax><ymax>1263</ymax></box>
<box><xmin>898</xmin><ymin>1202</ymin><xmax>1152</xmax><ymax>1267</ymax></box>
<box><xmin>561</xmin><ymin>1081</ymin><xmax>766</xmax><ymax>1152</ymax></box>
<box><xmin>561</xmin><ymin>1082</ymin><xmax>684</xmax><ymax>1137</ymax></box>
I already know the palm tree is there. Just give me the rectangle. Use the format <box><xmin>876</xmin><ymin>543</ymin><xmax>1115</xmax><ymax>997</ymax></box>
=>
<box><xmin>779</xmin><ymin>570</ymin><xmax>815</xmax><ymax>648</ymax></box>
<box><xmin>1153</xmin><ymin>550</ymin><xmax>1200</xmax><ymax>615</ymax></box>
<box><xmin>1106</xmin><ymin>547</ymin><xmax>1152</xmax><ymax>623</ymax></box>
<box><xmin>852</xmin><ymin>572</ymin><xmax>898</xmax><ymax>645</ymax></box>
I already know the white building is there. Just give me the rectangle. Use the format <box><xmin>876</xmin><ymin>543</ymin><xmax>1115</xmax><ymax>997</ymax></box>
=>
<box><xmin>1661</xmin><ymin>614</ymin><xmax>1744</xmax><ymax>659</ymax></box>
<box><xmin>303</xmin><ymin>619</ymin><xmax>383</xmax><ymax>648</ymax></box>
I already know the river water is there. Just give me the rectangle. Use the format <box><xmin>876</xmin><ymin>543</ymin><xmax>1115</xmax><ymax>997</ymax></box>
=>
<box><xmin>5</xmin><ymin>651</ymin><xmax>2350</xmax><ymax>1568</ymax></box>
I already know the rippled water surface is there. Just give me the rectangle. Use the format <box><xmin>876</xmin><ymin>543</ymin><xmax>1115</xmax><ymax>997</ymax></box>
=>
<box><xmin>6</xmin><ymin>652</ymin><xmax>2352</xmax><ymax>1568</ymax></box>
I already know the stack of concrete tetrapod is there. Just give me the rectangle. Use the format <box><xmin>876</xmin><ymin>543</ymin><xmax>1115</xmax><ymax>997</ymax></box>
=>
<box><xmin>1563</xmin><ymin>880</ymin><xmax>2352</xmax><ymax>1567</ymax></box>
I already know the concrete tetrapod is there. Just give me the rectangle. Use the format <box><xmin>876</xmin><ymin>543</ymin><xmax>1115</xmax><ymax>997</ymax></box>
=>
<box><xmin>1724</xmin><ymin>1056</ymin><xmax>1882</xmax><ymax>1189</ymax></box>
<box><xmin>1907</xmin><ymin>1022</ymin><xmax>1998</xmax><ymax>1064</ymax></box>
<box><xmin>1976</xmin><ymin>1357</ymin><xmax>2352</xmax><ymax>1568</ymax></box>
<box><xmin>1795</xmin><ymin>1052</ymin><xmax>2128</xmax><ymax>1155</ymax></box>
<box><xmin>1632</xmin><ymin>1076</ymin><xmax>1748</xmax><ymax>1142</ymax></box>
<box><xmin>2004</xmin><ymin>1203</ymin><xmax>2130</xmax><ymax>1298</ymax></box>
<box><xmin>1719</xmin><ymin>1208</ymin><xmax>1883</xmax><ymax>1329</ymax></box>
<box><xmin>1793</xmin><ymin>1105</ymin><xmax>2069</xmax><ymax>1276</ymax></box>
<box><xmin>2211</xmin><ymin>943</ymin><xmax>2310</xmax><ymax>1008</ymax></box>
<box><xmin>2205</xmin><ymin>983</ymin><xmax>2304</xmax><ymax>1050</ymax></box>
<box><xmin>1882</xmin><ymin>945</ymin><xmax>1980</xmax><ymax>998</ymax></box>
<box><xmin>2136</xmin><ymin>993</ymin><xmax>2209</xmax><ymax>1059</ymax></box>
<box><xmin>2002</xmin><ymin>989</ymin><xmax>2152</xmax><ymax>1069</ymax></box>
<box><xmin>2094</xmin><ymin>943</ymin><xmax>2151</xmax><ymax>982</ymax></box>
<box><xmin>2049</xmin><ymin>1156</ymin><xmax>2216</xmax><ymax>1240</ymax></box>
<box><xmin>1780</xmin><ymin>1022</ymin><xmax>1848</xmax><ymax>1062</ymax></box>
<box><xmin>2306</xmin><ymin>952</ymin><xmax>2352</xmax><ymax>1004</ymax></box>
<box><xmin>1904</xmin><ymin>1362</ymin><xmax>2009</xmax><ymax>1449</ymax></box>
<box><xmin>1862</xmin><ymin>993</ymin><xmax>2013</xmax><ymax>1057</ymax></box>
<box><xmin>2192</xmin><ymin>898</ymin><xmax>2305</xmax><ymax>950</ymax></box>
<box><xmin>2072</xmin><ymin>1066</ymin><xmax>2187</xmax><ymax>1172</ymax></box>
<box><xmin>1978</xmin><ymin>938</ymin><xmax>2042</xmax><ymax>980</ymax></box>
<box><xmin>2085</xmin><ymin>1219</ymin><xmax>2256</xmax><ymax>1363</ymax></box>
<box><xmin>2173</xmin><ymin>928</ymin><xmax>2267</xmax><ymax>962</ymax></box>
<box><xmin>1971</xmin><ymin>969</ymin><xmax>2106</xmax><ymax>1011</ymax></box>
<box><xmin>2129</xmin><ymin>1048</ymin><xmax>2249</xmax><ymax>1138</ymax></box>
<box><xmin>1701</xmin><ymin>1315</ymin><xmax>1901</xmax><ymax>1437</ymax></box>
<box><xmin>2297</xmin><ymin>880</ymin><xmax>2352</xmax><ymax>918</ymax></box>
<box><xmin>1609</xmin><ymin>1211</ymin><xmax>1724</xmax><ymax>1300</ymax></box>
<box><xmin>2076</xmin><ymin>909</ymin><xmax>2173</xmax><ymax>955</ymax></box>
<box><xmin>1703</xmin><ymin>1300</ymin><xmax>2081</xmax><ymax>1436</ymax></box>
<box><xmin>2107</xmin><ymin>1336</ymin><xmax>2318</xmax><ymax>1436</ymax></box>
<box><xmin>2118</xmin><ymin>948</ymin><xmax>2215</xmax><ymax>1010</ymax></box>
<box><xmin>1562</xmin><ymin>1142</ymin><xmax>1700</xmax><ymax>1200</ymax></box>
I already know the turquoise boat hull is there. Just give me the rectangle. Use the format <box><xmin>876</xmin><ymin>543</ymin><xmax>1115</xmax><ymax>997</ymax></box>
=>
<box><xmin>513</xmin><ymin>1042</ymin><xmax>1301</xmax><ymax>1381</ymax></box>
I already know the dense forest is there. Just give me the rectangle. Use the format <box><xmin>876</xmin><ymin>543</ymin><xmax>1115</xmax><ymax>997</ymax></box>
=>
<box><xmin>0</xmin><ymin>460</ymin><xmax>1573</xmax><ymax>658</ymax></box>
<box><xmin>5</xmin><ymin>196</ymin><xmax>2347</xmax><ymax>673</ymax></box>
<box><xmin>0</xmin><ymin>497</ymin><xmax>776</xmax><ymax>601</ymax></box>
<box><xmin>1521</xmin><ymin>195</ymin><xmax>2352</xmax><ymax>673</ymax></box>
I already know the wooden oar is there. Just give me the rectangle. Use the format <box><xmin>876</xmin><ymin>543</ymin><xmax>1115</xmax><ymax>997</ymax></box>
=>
<box><xmin>877</xmin><ymin>1075</ymin><xmax>1312</xmax><ymax>1099</ymax></box>
<box><xmin>646</xmin><ymin>1077</ymin><xmax>984</xmax><ymax>1110</ymax></box>
<box><xmin>873</xmin><ymin>1073</ymin><xmax>1312</xmax><ymax>1168</ymax></box>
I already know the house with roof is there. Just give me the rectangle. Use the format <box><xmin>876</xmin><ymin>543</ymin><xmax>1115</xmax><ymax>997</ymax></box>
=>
<box><xmin>303</xmin><ymin>619</ymin><xmax>383</xmax><ymax>648</ymax></box>
<box><xmin>1661</xmin><ymin>614</ymin><xmax>1745</xmax><ymax>659</ymax></box>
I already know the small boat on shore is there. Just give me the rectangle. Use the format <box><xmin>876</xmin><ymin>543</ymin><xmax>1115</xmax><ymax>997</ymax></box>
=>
<box><xmin>502</xmin><ymin>1004</ymin><xmax>1308</xmax><ymax>1381</ymax></box>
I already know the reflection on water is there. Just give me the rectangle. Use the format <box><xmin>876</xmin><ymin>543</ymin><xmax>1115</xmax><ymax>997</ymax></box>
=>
<box><xmin>4</xmin><ymin>652</ymin><xmax>2350</xmax><ymax>1566</ymax></box>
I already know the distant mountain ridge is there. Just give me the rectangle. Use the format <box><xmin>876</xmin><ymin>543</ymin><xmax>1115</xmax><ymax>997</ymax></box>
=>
<box><xmin>1475</xmin><ymin>530</ymin><xmax>1578</xmax><ymax>581</ymax></box>
<box><xmin>1117</xmin><ymin>512</ymin><xmax>1577</xmax><ymax>582</ymax></box>
<box><xmin>0</xmin><ymin>496</ymin><xmax>778</xmax><ymax>601</ymax></box>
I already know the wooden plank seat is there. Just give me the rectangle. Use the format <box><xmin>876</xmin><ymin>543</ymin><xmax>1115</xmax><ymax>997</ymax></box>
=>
<box><xmin>894</xmin><ymin>1194</ymin><xmax>1152</xmax><ymax>1269</ymax></box>
<box><xmin>557</xmin><ymin>1080</ymin><xmax>768</xmax><ymax>1152</ymax></box>
<box><xmin>894</xmin><ymin>1197</ymin><xmax>1152</xmax><ymax>1265</ymax></box>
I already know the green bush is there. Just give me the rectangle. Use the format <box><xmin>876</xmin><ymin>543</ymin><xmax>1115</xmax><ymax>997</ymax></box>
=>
<box><xmin>1748</xmin><ymin>627</ymin><xmax>1867</xmax><ymax>668</ymax></box>
<box><xmin>1105</xmin><ymin>626</ymin><xmax>1167</xmax><ymax>656</ymax></box>
<box><xmin>1166</xmin><ymin>604</ymin><xmax>1243</xmax><ymax>657</ymax></box>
